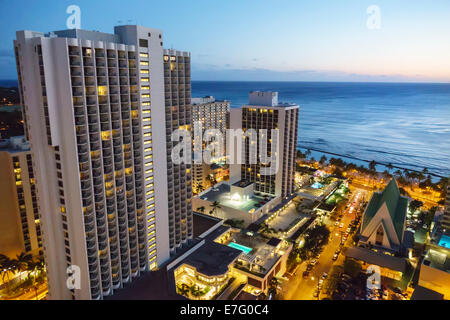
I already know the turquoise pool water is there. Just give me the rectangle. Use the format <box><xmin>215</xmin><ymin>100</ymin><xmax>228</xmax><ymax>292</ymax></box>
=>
<box><xmin>311</xmin><ymin>182</ymin><xmax>324</xmax><ymax>189</ymax></box>
<box><xmin>439</xmin><ymin>235</ymin><xmax>450</xmax><ymax>249</ymax></box>
<box><xmin>228</xmin><ymin>242</ymin><xmax>253</xmax><ymax>254</ymax></box>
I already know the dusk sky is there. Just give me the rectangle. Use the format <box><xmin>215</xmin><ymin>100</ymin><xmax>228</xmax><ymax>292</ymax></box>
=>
<box><xmin>0</xmin><ymin>0</ymin><xmax>449</xmax><ymax>82</ymax></box>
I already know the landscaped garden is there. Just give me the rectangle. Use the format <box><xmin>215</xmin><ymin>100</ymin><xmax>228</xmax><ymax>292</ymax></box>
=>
<box><xmin>0</xmin><ymin>252</ymin><xmax>46</xmax><ymax>300</ymax></box>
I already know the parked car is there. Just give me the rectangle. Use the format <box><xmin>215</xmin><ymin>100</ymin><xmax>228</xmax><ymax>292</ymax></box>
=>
<box><xmin>303</xmin><ymin>271</ymin><xmax>310</xmax><ymax>279</ymax></box>
<box><xmin>322</xmin><ymin>273</ymin><xmax>328</xmax><ymax>279</ymax></box>
<box><xmin>339</xmin><ymin>223</ymin><xmax>344</xmax><ymax>228</ymax></box>
<box><xmin>332</xmin><ymin>253</ymin><xmax>339</xmax><ymax>261</ymax></box>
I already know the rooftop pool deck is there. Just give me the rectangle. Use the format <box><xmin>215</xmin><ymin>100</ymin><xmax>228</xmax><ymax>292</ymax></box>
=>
<box><xmin>200</xmin><ymin>183</ymin><xmax>265</xmax><ymax>213</ymax></box>
<box><xmin>228</xmin><ymin>242</ymin><xmax>253</xmax><ymax>254</ymax></box>
<box><xmin>439</xmin><ymin>235</ymin><xmax>450</xmax><ymax>249</ymax></box>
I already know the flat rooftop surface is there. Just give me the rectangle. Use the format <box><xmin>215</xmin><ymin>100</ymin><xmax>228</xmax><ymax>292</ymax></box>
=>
<box><xmin>193</xmin><ymin>212</ymin><xmax>222</xmax><ymax>238</ymax></box>
<box><xmin>183</xmin><ymin>241</ymin><xmax>242</xmax><ymax>276</ymax></box>
<box><xmin>268</xmin><ymin>201</ymin><xmax>310</xmax><ymax>232</ymax></box>
<box><xmin>105</xmin><ymin>268</ymin><xmax>183</xmax><ymax>300</ymax></box>
<box><xmin>200</xmin><ymin>183</ymin><xmax>265</xmax><ymax>213</ymax></box>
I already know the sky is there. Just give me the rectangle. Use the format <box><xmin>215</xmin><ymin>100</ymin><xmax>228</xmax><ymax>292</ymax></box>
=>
<box><xmin>0</xmin><ymin>0</ymin><xmax>449</xmax><ymax>82</ymax></box>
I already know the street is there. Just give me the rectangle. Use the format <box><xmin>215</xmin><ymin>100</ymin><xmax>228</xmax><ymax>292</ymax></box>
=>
<box><xmin>282</xmin><ymin>187</ymin><xmax>368</xmax><ymax>300</ymax></box>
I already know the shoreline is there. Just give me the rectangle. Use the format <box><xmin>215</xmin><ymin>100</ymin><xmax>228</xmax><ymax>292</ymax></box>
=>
<box><xmin>297</xmin><ymin>145</ymin><xmax>447</xmax><ymax>179</ymax></box>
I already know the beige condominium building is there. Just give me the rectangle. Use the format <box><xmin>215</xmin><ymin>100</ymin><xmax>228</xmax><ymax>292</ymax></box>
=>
<box><xmin>0</xmin><ymin>139</ymin><xmax>42</xmax><ymax>258</ymax></box>
<box><xmin>230</xmin><ymin>91</ymin><xmax>299</xmax><ymax>200</ymax></box>
<box><xmin>191</xmin><ymin>96</ymin><xmax>230</xmax><ymax>191</ymax></box>
<box><xmin>14</xmin><ymin>25</ymin><xmax>191</xmax><ymax>300</ymax></box>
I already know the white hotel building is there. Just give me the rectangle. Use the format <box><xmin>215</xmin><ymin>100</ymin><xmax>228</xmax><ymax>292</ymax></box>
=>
<box><xmin>14</xmin><ymin>25</ymin><xmax>192</xmax><ymax>300</ymax></box>
<box><xmin>230</xmin><ymin>91</ymin><xmax>299</xmax><ymax>200</ymax></box>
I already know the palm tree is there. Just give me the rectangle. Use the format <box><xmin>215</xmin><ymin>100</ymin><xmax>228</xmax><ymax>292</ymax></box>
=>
<box><xmin>196</xmin><ymin>206</ymin><xmax>206</xmax><ymax>214</ymax></box>
<box><xmin>210</xmin><ymin>201</ymin><xmax>222</xmax><ymax>216</ymax></box>
<box><xmin>177</xmin><ymin>283</ymin><xmax>190</xmax><ymax>298</ymax></box>
<box><xmin>196</xmin><ymin>183</ymin><xmax>204</xmax><ymax>193</ymax></box>
<box><xmin>14</xmin><ymin>252</ymin><xmax>33</xmax><ymax>281</ymax></box>
<box><xmin>368</xmin><ymin>160</ymin><xmax>377</xmax><ymax>172</ymax></box>
<box><xmin>28</xmin><ymin>258</ymin><xmax>45</xmax><ymax>283</ymax></box>
<box><xmin>0</xmin><ymin>254</ymin><xmax>16</xmax><ymax>290</ymax></box>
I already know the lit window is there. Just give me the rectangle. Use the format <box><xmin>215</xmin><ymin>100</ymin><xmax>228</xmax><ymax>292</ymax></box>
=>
<box><xmin>141</xmin><ymin>77</ymin><xmax>149</xmax><ymax>82</ymax></box>
<box><xmin>141</xmin><ymin>69</ymin><xmax>149</xmax><ymax>74</ymax></box>
<box><xmin>144</xmin><ymin>140</ymin><xmax>152</xmax><ymax>145</ymax></box>
<box><xmin>97</xmin><ymin>86</ymin><xmax>108</xmax><ymax>96</ymax></box>
<box><xmin>143</xmin><ymin>117</ymin><xmax>151</xmax><ymax>122</ymax></box>
<box><xmin>142</xmin><ymin>110</ymin><xmax>151</xmax><ymax>114</ymax></box>
<box><xmin>142</xmin><ymin>102</ymin><xmax>150</xmax><ymax>106</ymax></box>
<box><xmin>144</xmin><ymin>155</ymin><xmax>152</xmax><ymax>160</ymax></box>
<box><xmin>142</xmin><ymin>94</ymin><xmax>150</xmax><ymax>98</ymax></box>
<box><xmin>140</xmin><ymin>61</ymin><xmax>149</xmax><ymax>66</ymax></box>
<box><xmin>140</xmin><ymin>53</ymin><xmax>149</xmax><ymax>58</ymax></box>
<box><xmin>141</xmin><ymin>86</ymin><xmax>150</xmax><ymax>91</ymax></box>
<box><xmin>101</xmin><ymin>130</ymin><xmax>111</xmax><ymax>141</ymax></box>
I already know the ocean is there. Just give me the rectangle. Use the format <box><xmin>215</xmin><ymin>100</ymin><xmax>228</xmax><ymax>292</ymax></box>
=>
<box><xmin>192</xmin><ymin>81</ymin><xmax>450</xmax><ymax>177</ymax></box>
<box><xmin>1</xmin><ymin>79</ymin><xmax>449</xmax><ymax>177</ymax></box>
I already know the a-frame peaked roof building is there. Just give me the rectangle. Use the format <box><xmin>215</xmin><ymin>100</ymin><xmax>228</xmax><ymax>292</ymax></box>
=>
<box><xmin>359</xmin><ymin>178</ymin><xmax>408</xmax><ymax>252</ymax></box>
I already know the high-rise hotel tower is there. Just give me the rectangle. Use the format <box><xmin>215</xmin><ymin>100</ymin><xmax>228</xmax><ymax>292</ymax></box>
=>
<box><xmin>14</xmin><ymin>25</ymin><xmax>192</xmax><ymax>300</ymax></box>
<box><xmin>230</xmin><ymin>92</ymin><xmax>299</xmax><ymax>200</ymax></box>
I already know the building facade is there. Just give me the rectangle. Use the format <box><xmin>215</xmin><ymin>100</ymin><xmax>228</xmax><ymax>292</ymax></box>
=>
<box><xmin>14</xmin><ymin>25</ymin><xmax>190</xmax><ymax>300</ymax></box>
<box><xmin>442</xmin><ymin>179</ymin><xmax>450</xmax><ymax>234</ymax></box>
<box><xmin>191</xmin><ymin>96</ymin><xmax>230</xmax><ymax>191</ymax></box>
<box><xmin>163</xmin><ymin>49</ymin><xmax>194</xmax><ymax>252</ymax></box>
<box><xmin>230</xmin><ymin>92</ymin><xmax>299</xmax><ymax>200</ymax></box>
<box><xmin>0</xmin><ymin>147</ymin><xmax>41</xmax><ymax>257</ymax></box>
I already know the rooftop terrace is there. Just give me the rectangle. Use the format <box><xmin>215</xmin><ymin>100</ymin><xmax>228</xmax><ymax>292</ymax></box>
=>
<box><xmin>200</xmin><ymin>183</ymin><xmax>267</xmax><ymax>213</ymax></box>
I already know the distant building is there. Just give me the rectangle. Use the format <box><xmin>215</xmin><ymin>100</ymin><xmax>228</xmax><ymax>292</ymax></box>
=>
<box><xmin>191</xmin><ymin>96</ymin><xmax>230</xmax><ymax>192</ymax></box>
<box><xmin>230</xmin><ymin>91</ymin><xmax>299</xmax><ymax>200</ymax></box>
<box><xmin>0</xmin><ymin>139</ymin><xmax>41</xmax><ymax>258</ymax></box>
<box><xmin>358</xmin><ymin>178</ymin><xmax>409</xmax><ymax>254</ymax></box>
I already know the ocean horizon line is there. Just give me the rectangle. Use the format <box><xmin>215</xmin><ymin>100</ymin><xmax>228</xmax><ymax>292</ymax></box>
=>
<box><xmin>1</xmin><ymin>79</ymin><xmax>450</xmax><ymax>85</ymax></box>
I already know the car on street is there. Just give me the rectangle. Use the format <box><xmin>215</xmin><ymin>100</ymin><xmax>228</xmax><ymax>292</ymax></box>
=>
<box><xmin>303</xmin><ymin>271</ymin><xmax>310</xmax><ymax>279</ymax></box>
<box><xmin>339</xmin><ymin>223</ymin><xmax>344</xmax><ymax>228</ymax></box>
<box><xmin>322</xmin><ymin>273</ymin><xmax>328</xmax><ymax>279</ymax></box>
<box><xmin>310</xmin><ymin>259</ymin><xmax>318</xmax><ymax>266</ymax></box>
<box><xmin>313</xmin><ymin>289</ymin><xmax>319</xmax><ymax>298</ymax></box>
<box><xmin>332</xmin><ymin>253</ymin><xmax>339</xmax><ymax>261</ymax></box>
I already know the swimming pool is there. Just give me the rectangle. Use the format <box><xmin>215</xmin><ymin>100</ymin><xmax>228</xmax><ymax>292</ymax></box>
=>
<box><xmin>439</xmin><ymin>235</ymin><xmax>450</xmax><ymax>249</ymax></box>
<box><xmin>228</xmin><ymin>242</ymin><xmax>253</xmax><ymax>254</ymax></box>
<box><xmin>311</xmin><ymin>182</ymin><xmax>324</xmax><ymax>189</ymax></box>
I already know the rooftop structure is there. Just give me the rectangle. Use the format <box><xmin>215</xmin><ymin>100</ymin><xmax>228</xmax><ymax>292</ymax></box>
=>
<box><xmin>194</xmin><ymin>182</ymin><xmax>278</xmax><ymax>226</ymax></box>
<box><xmin>418</xmin><ymin>247</ymin><xmax>450</xmax><ymax>299</ymax></box>
<box><xmin>359</xmin><ymin>178</ymin><xmax>408</xmax><ymax>253</ymax></box>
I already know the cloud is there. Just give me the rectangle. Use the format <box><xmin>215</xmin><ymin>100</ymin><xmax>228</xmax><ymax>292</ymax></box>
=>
<box><xmin>191</xmin><ymin>65</ymin><xmax>450</xmax><ymax>83</ymax></box>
